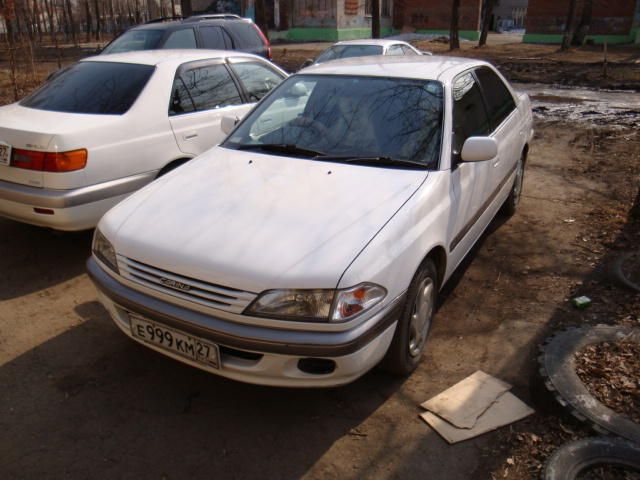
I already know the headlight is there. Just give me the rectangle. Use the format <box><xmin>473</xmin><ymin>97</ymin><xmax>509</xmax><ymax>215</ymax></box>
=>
<box><xmin>92</xmin><ymin>229</ymin><xmax>118</xmax><ymax>273</ymax></box>
<box><xmin>245</xmin><ymin>282</ymin><xmax>386</xmax><ymax>323</ymax></box>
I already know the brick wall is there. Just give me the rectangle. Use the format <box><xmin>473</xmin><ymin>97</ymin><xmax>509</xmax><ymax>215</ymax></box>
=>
<box><xmin>394</xmin><ymin>0</ymin><xmax>482</xmax><ymax>31</ymax></box>
<box><xmin>525</xmin><ymin>0</ymin><xmax>637</xmax><ymax>35</ymax></box>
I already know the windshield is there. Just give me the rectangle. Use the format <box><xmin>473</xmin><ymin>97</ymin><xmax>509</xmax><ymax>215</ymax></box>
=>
<box><xmin>223</xmin><ymin>74</ymin><xmax>444</xmax><ymax>168</ymax></box>
<box><xmin>102</xmin><ymin>29</ymin><xmax>164</xmax><ymax>54</ymax></box>
<box><xmin>315</xmin><ymin>45</ymin><xmax>384</xmax><ymax>64</ymax></box>
<box><xmin>21</xmin><ymin>61</ymin><xmax>155</xmax><ymax>115</ymax></box>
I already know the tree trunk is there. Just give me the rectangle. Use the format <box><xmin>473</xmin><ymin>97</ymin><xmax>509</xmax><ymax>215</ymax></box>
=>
<box><xmin>84</xmin><ymin>0</ymin><xmax>92</xmax><ymax>42</ymax></box>
<box><xmin>561</xmin><ymin>0</ymin><xmax>578</xmax><ymax>51</ymax></box>
<box><xmin>180</xmin><ymin>0</ymin><xmax>191</xmax><ymax>17</ymax></box>
<box><xmin>254</xmin><ymin>0</ymin><xmax>269</xmax><ymax>40</ymax></box>
<box><xmin>371</xmin><ymin>0</ymin><xmax>380</xmax><ymax>39</ymax></box>
<box><xmin>449</xmin><ymin>0</ymin><xmax>460</xmax><ymax>50</ymax></box>
<box><xmin>573</xmin><ymin>0</ymin><xmax>592</xmax><ymax>46</ymax></box>
<box><xmin>33</xmin><ymin>0</ymin><xmax>43</xmax><ymax>42</ymax></box>
<box><xmin>478</xmin><ymin>0</ymin><xmax>494</xmax><ymax>47</ymax></box>
<box><xmin>171</xmin><ymin>0</ymin><xmax>176</xmax><ymax>17</ymax></box>
<box><xmin>93</xmin><ymin>0</ymin><xmax>101</xmax><ymax>40</ymax></box>
<box><xmin>65</xmin><ymin>0</ymin><xmax>77</xmax><ymax>45</ymax></box>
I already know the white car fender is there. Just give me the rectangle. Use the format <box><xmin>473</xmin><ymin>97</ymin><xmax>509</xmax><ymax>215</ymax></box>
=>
<box><xmin>337</xmin><ymin>171</ymin><xmax>452</xmax><ymax>301</ymax></box>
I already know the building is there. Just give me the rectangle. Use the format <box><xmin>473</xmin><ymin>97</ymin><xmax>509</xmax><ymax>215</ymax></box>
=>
<box><xmin>491</xmin><ymin>0</ymin><xmax>528</xmax><ymax>31</ymax></box>
<box><xmin>393</xmin><ymin>0</ymin><xmax>483</xmax><ymax>40</ymax></box>
<box><xmin>524</xmin><ymin>0</ymin><xmax>640</xmax><ymax>44</ymax></box>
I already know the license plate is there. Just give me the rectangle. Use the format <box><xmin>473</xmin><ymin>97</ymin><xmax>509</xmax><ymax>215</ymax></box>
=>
<box><xmin>129</xmin><ymin>315</ymin><xmax>220</xmax><ymax>369</ymax></box>
<box><xmin>0</xmin><ymin>142</ymin><xmax>11</xmax><ymax>166</ymax></box>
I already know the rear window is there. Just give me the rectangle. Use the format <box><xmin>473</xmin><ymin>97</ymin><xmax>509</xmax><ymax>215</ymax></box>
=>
<box><xmin>21</xmin><ymin>62</ymin><xmax>155</xmax><ymax>115</ymax></box>
<box><xmin>102</xmin><ymin>29</ymin><xmax>163</xmax><ymax>54</ymax></box>
<box><xmin>315</xmin><ymin>45</ymin><xmax>384</xmax><ymax>64</ymax></box>
<box><xmin>230</xmin><ymin>22</ymin><xmax>263</xmax><ymax>48</ymax></box>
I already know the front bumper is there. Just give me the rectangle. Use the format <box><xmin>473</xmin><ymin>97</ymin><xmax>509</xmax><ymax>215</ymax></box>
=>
<box><xmin>0</xmin><ymin>172</ymin><xmax>156</xmax><ymax>230</ymax></box>
<box><xmin>87</xmin><ymin>257</ymin><xmax>404</xmax><ymax>387</ymax></box>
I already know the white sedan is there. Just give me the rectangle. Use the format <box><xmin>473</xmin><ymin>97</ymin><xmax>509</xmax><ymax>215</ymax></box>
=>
<box><xmin>301</xmin><ymin>39</ymin><xmax>430</xmax><ymax>67</ymax></box>
<box><xmin>88</xmin><ymin>56</ymin><xmax>533</xmax><ymax>387</ymax></box>
<box><xmin>0</xmin><ymin>50</ymin><xmax>286</xmax><ymax>230</ymax></box>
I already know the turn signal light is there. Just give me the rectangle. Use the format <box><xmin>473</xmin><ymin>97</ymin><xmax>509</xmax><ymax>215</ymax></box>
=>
<box><xmin>11</xmin><ymin>148</ymin><xmax>87</xmax><ymax>172</ymax></box>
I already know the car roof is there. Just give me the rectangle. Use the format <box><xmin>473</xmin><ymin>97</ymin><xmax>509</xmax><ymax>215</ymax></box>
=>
<box><xmin>333</xmin><ymin>39</ymin><xmax>411</xmax><ymax>47</ymax></box>
<box><xmin>82</xmin><ymin>49</ymin><xmax>264</xmax><ymax>67</ymax></box>
<box><xmin>300</xmin><ymin>55</ymin><xmax>488</xmax><ymax>83</ymax></box>
<box><xmin>127</xmin><ymin>17</ymin><xmax>250</xmax><ymax>31</ymax></box>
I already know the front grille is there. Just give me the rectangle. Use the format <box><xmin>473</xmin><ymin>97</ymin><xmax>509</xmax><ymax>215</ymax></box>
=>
<box><xmin>117</xmin><ymin>255</ymin><xmax>257</xmax><ymax>314</ymax></box>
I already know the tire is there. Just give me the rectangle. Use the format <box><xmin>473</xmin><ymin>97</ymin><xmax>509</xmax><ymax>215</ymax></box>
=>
<box><xmin>502</xmin><ymin>152</ymin><xmax>525</xmax><ymax>216</ymax></box>
<box><xmin>538</xmin><ymin>325</ymin><xmax>640</xmax><ymax>444</ymax></box>
<box><xmin>543</xmin><ymin>436</ymin><xmax>640</xmax><ymax>480</ymax></box>
<box><xmin>609</xmin><ymin>252</ymin><xmax>640</xmax><ymax>293</ymax></box>
<box><xmin>380</xmin><ymin>259</ymin><xmax>438</xmax><ymax>376</ymax></box>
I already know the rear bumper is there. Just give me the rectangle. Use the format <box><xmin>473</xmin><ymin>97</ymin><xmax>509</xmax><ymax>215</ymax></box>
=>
<box><xmin>87</xmin><ymin>257</ymin><xmax>404</xmax><ymax>387</ymax></box>
<box><xmin>0</xmin><ymin>171</ymin><xmax>156</xmax><ymax>230</ymax></box>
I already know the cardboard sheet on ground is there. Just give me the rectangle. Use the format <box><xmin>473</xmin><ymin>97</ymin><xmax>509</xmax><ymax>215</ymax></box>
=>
<box><xmin>420</xmin><ymin>392</ymin><xmax>535</xmax><ymax>444</ymax></box>
<box><xmin>421</xmin><ymin>370</ymin><xmax>512</xmax><ymax>429</ymax></box>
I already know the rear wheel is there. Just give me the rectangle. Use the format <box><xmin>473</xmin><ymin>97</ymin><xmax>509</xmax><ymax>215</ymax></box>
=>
<box><xmin>502</xmin><ymin>152</ymin><xmax>525</xmax><ymax>216</ymax></box>
<box><xmin>380</xmin><ymin>259</ymin><xmax>438</xmax><ymax>376</ymax></box>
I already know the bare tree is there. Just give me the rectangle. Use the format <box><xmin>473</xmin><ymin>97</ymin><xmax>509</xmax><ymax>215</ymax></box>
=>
<box><xmin>561</xmin><ymin>0</ymin><xmax>578</xmax><ymax>51</ymax></box>
<box><xmin>93</xmin><ymin>0</ymin><xmax>101</xmax><ymax>39</ymax></box>
<box><xmin>478</xmin><ymin>0</ymin><xmax>494</xmax><ymax>47</ymax></box>
<box><xmin>65</xmin><ymin>0</ymin><xmax>77</xmax><ymax>45</ymax></box>
<box><xmin>372</xmin><ymin>0</ymin><xmax>380</xmax><ymax>38</ymax></box>
<box><xmin>573</xmin><ymin>0</ymin><xmax>592</xmax><ymax>46</ymax></box>
<box><xmin>180</xmin><ymin>0</ymin><xmax>191</xmax><ymax>17</ymax></box>
<box><xmin>254</xmin><ymin>0</ymin><xmax>268</xmax><ymax>40</ymax></box>
<box><xmin>449</xmin><ymin>0</ymin><xmax>460</xmax><ymax>50</ymax></box>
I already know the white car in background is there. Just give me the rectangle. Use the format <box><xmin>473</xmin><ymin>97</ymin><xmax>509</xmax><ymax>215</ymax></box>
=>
<box><xmin>301</xmin><ymin>39</ymin><xmax>430</xmax><ymax>68</ymax></box>
<box><xmin>89</xmin><ymin>56</ymin><xmax>533</xmax><ymax>387</ymax></box>
<box><xmin>0</xmin><ymin>49</ymin><xmax>286</xmax><ymax>230</ymax></box>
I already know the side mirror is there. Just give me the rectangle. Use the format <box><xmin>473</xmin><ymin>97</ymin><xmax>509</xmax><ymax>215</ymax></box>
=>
<box><xmin>300</xmin><ymin>58</ymin><xmax>314</xmax><ymax>69</ymax></box>
<box><xmin>420</xmin><ymin>50</ymin><xmax>433</xmax><ymax>56</ymax></box>
<box><xmin>221</xmin><ymin>116</ymin><xmax>239</xmax><ymax>135</ymax></box>
<box><xmin>287</xmin><ymin>83</ymin><xmax>309</xmax><ymax>98</ymax></box>
<box><xmin>461</xmin><ymin>137</ymin><xmax>498</xmax><ymax>162</ymax></box>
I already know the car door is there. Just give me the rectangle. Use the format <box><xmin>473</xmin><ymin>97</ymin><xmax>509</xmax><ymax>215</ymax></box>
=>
<box><xmin>474</xmin><ymin>66</ymin><xmax>519</xmax><ymax>201</ymax></box>
<box><xmin>168</xmin><ymin>60</ymin><xmax>252</xmax><ymax>155</ymax></box>
<box><xmin>448</xmin><ymin>71</ymin><xmax>494</xmax><ymax>258</ymax></box>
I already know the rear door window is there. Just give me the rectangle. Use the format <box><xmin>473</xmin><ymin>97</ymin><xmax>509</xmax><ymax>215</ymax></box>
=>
<box><xmin>452</xmin><ymin>72</ymin><xmax>491</xmax><ymax>155</ymax></box>
<box><xmin>387</xmin><ymin>45</ymin><xmax>404</xmax><ymax>56</ymax></box>
<box><xmin>474</xmin><ymin>67</ymin><xmax>516</xmax><ymax>129</ymax></box>
<box><xmin>163</xmin><ymin>28</ymin><xmax>197</xmax><ymax>49</ymax></box>
<box><xmin>199</xmin><ymin>26</ymin><xmax>227</xmax><ymax>49</ymax></box>
<box><xmin>21</xmin><ymin>61</ymin><xmax>155</xmax><ymax>115</ymax></box>
<box><xmin>229</xmin><ymin>62</ymin><xmax>284</xmax><ymax>101</ymax></box>
<box><xmin>401</xmin><ymin>45</ymin><xmax>418</xmax><ymax>55</ymax></box>
<box><xmin>170</xmin><ymin>62</ymin><xmax>242</xmax><ymax>115</ymax></box>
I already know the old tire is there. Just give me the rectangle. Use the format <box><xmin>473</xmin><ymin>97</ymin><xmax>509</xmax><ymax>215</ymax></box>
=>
<box><xmin>501</xmin><ymin>153</ymin><xmax>525</xmax><ymax>216</ymax></box>
<box><xmin>379</xmin><ymin>259</ymin><xmax>438</xmax><ymax>376</ymax></box>
<box><xmin>542</xmin><ymin>436</ymin><xmax>640</xmax><ymax>480</ymax></box>
<box><xmin>609</xmin><ymin>252</ymin><xmax>640</xmax><ymax>293</ymax></box>
<box><xmin>538</xmin><ymin>325</ymin><xmax>640</xmax><ymax>444</ymax></box>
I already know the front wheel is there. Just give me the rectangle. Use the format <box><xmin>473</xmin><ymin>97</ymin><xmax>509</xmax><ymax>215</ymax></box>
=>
<box><xmin>380</xmin><ymin>260</ymin><xmax>438</xmax><ymax>376</ymax></box>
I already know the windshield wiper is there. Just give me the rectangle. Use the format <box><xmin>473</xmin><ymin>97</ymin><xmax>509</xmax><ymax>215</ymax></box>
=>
<box><xmin>235</xmin><ymin>143</ymin><xmax>326</xmax><ymax>158</ymax></box>
<box><xmin>313</xmin><ymin>155</ymin><xmax>428</xmax><ymax>169</ymax></box>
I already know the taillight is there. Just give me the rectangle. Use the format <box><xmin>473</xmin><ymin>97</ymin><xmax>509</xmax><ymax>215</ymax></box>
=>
<box><xmin>11</xmin><ymin>148</ymin><xmax>87</xmax><ymax>172</ymax></box>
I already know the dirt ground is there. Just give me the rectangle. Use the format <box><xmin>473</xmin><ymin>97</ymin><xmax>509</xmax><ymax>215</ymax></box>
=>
<box><xmin>1</xmin><ymin>39</ymin><xmax>640</xmax><ymax>479</ymax></box>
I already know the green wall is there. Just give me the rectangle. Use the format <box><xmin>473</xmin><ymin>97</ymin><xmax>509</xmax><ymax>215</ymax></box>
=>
<box><xmin>523</xmin><ymin>33</ymin><xmax>635</xmax><ymax>45</ymax></box>
<box><xmin>285</xmin><ymin>27</ymin><xmax>396</xmax><ymax>42</ymax></box>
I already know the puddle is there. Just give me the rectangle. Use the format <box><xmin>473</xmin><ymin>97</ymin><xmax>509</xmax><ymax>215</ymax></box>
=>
<box><xmin>514</xmin><ymin>83</ymin><xmax>640</xmax><ymax>129</ymax></box>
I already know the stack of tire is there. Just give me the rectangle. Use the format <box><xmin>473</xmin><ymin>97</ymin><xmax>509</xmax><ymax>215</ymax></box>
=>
<box><xmin>538</xmin><ymin>325</ymin><xmax>640</xmax><ymax>479</ymax></box>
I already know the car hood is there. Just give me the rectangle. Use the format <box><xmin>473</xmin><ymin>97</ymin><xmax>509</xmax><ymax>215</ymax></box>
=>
<box><xmin>110</xmin><ymin>147</ymin><xmax>427</xmax><ymax>293</ymax></box>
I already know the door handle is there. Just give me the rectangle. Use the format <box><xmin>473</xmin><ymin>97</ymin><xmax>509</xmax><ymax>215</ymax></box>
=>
<box><xmin>183</xmin><ymin>131</ymin><xmax>198</xmax><ymax>140</ymax></box>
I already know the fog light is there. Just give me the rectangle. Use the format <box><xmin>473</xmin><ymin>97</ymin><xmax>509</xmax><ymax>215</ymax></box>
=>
<box><xmin>297</xmin><ymin>358</ymin><xmax>336</xmax><ymax>375</ymax></box>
